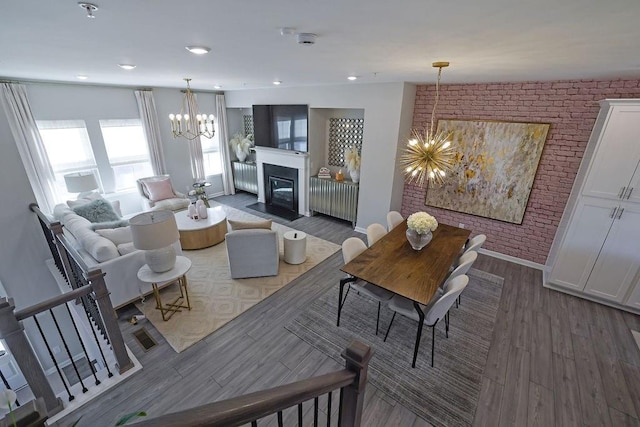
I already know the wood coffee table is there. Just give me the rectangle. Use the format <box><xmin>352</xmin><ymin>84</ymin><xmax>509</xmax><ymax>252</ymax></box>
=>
<box><xmin>174</xmin><ymin>206</ymin><xmax>227</xmax><ymax>250</ymax></box>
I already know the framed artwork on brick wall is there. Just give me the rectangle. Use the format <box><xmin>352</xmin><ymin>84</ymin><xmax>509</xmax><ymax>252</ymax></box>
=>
<box><xmin>425</xmin><ymin>119</ymin><xmax>550</xmax><ymax>224</ymax></box>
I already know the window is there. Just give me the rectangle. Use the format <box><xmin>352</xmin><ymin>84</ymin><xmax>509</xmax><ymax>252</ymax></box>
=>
<box><xmin>99</xmin><ymin>119</ymin><xmax>153</xmax><ymax>191</ymax></box>
<box><xmin>201</xmin><ymin>133</ymin><xmax>222</xmax><ymax>176</ymax></box>
<box><xmin>37</xmin><ymin>120</ymin><xmax>98</xmax><ymax>201</ymax></box>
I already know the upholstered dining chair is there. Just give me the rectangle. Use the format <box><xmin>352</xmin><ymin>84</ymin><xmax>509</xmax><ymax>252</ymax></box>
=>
<box><xmin>341</xmin><ymin>237</ymin><xmax>394</xmax><ymax>334</ymax></box>
<box><xmin>464</xmin><ymin>234</ymin><xmax>486</xmax><ymax>255</ymax></box>
<box><xmin>366</xmin><ymin>223</ymin><xmax>387</xmax><ymax>247</ymax></box>
<box><xmin>384</xmin><ymin>274</ymin><xmax>469</xmax><ymax>367</ymax></box>
<box><xmin>448</xmin><ymin>250</ymin><xmax>477</xmax><ymax>307</ymax></box>
<box><xmin>386</xmin><ymin>211</ymin><xmax>404</xmax><ymax>231</ymax></box>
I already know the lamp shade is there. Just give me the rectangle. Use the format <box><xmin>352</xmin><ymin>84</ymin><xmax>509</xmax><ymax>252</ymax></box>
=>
<box><xmin>129</xmin><ymin>210</ymin><xmax>179</xmax><ymax>250</ymax></box>
<box><xmin>64</xmin><ymin>172</ymin><xmax>98</xmax><ymax>193</ymax></box>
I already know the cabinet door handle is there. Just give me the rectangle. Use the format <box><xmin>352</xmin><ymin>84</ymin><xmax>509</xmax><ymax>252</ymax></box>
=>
<box><xmin>616</xmin><ymin>207</ymin><xmax>625</xmax><ymax>220</ymax></box>
<box><xmin>610</xmin><ymin>207</ymin><xmax>618</xmax><ymax>218</ymax></box>
<box><xmin>626</xmin><ymin>187</ymin><xmax>634</xmax><ymax>199</ymax></box>
<box><xmin>618</xmin><ymin>186</ymin><xmax>627</xmax><ymax>198</ymax></box>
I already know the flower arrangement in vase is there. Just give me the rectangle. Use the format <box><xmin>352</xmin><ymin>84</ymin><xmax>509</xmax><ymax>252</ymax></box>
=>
<box><xmin>406</xmin><ymin>211</ymin><xmax>438</xmax><ymax>250</ymax></box>
<box><xmin>344</xmin><ymin>146</ymin><xmax>361</xmax><ymax>183</ymax></box>
<box><xmin>229</xmin><ymin>133</ymin><xmax>254</xmax><ymax>162</ymax></box>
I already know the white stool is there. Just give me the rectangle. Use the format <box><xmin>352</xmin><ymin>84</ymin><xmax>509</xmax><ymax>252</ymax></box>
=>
<box><xmin>283</xmin><ymin>231</ymin><xmax>307</xmax><ymax>264</ymax></box>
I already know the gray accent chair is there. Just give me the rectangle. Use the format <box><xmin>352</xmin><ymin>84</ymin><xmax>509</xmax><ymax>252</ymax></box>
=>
<box><xmin>225</xmin><ymin>229</ymin><xmax>280</xmax><ymax>279</ymax></box>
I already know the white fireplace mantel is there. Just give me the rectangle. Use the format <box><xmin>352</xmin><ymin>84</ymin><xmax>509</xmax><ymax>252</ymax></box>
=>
<box><xmin>254</xmin><ymin>147</ymin><xmax>310</xmax><ymax>216</ymax></box>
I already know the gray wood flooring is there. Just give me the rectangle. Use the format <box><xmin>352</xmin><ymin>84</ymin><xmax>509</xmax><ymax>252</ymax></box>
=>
<box><xmin>53</xmin><ymin>193</ymin><xmax>640</xmax><ymax>427</ymax></box>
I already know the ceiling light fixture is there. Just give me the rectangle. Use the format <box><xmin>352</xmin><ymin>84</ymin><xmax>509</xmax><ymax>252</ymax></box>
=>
<box><xmin>348</xmin><ymin>76</ymin><xmax>357</xmax><ymax>81</ymax></box>
<box><xmin>78</xmin><ymin>2</ymin><xmax>98</xmax><ymax>18</ymax></box>
<box><xmin>280</xmin><ymin>27</ymin><xmax>296</xmax><ymax>36</ymax></box>
<box><xmin>168</xmin><ymin>78</ymin><xmax>215</xmax><ymax>140</ymax></box>
<box><xmin>76</xmin><ymin>75</ymin><xmax>88</xmax><ymax>80</ymax></box>
<box><xmin>185</xmin><ymin>46</ymin><xmax>211</xmax><ymax>55</ymax></box>
<box><xmin>399</xmin><ymin>61</ymin><xmax>455</xmax><ymax>187</ymax></box>
<box><xmin>273</xmin><ymin>81</ymin><xmax>282</xmax><ymax>85</ymax></box>
<box><xmin>118</xmin><ymin>64</ymin><xmax>136</xmax><ymax>70</ymax></box>
<box><xmin>213</xmin><ymin>85</ymin><xmax>221</xmax><ymax>89</ymax></box>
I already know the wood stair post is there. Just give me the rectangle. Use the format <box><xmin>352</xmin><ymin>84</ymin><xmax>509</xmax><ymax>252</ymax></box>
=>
<box><xmin>339</xmin><ymin>340</ymin><xmax>373</xmax><ymax>427</ymax></box>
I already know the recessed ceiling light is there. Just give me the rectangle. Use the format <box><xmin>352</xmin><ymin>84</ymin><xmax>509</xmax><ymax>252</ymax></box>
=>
<box><xmin>185</xmin><ymin>46</ymin><xmax>211</xmax><ymax>55</ymax></box>
<box><xmin>118</xmin><ymin>64</ymin><xmax>136</xmax><ymax>70</ymax></box>
<box><xmin>348</xmin><ymin>76</ymin><xmax>358</xmax><ymax>81</ymax></box>
<box><xmin>273</xmin><ymin>81</ymin><xmax>282</xmax><ymax>85</ymax></box>
<box><xmin>76</xmin><ymin>75</ymin><xmax>88</xmax><ymax>80</ymax></box>
<box><xmin>214</xmin><ymin>85</ymin><xmax>222</xmax><ymax>89</ymax></box>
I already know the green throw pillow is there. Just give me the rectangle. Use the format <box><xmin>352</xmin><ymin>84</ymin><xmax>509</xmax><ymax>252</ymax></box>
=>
<box><xmin>72</xmin><ymin>199</ymin><xmax>120</xmax><ymax>223</ymax></box>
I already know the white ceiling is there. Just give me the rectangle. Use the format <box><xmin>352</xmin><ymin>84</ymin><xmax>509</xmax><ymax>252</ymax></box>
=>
<box><xmin>1</xmin><ymin>0</ymin><xmax>639</xmax><ymax>91</ymax></box>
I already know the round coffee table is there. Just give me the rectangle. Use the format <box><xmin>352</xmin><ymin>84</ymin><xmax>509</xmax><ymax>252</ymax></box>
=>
<box><xmin>174</xmin><ymin>206</ymin><xmax>227</xmax><ymax>250</ymax></box>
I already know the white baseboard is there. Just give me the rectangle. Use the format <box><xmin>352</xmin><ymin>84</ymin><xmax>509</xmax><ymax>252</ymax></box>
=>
<box><xmin>543</xmin><ymin>281</ymin><xmax>640</xmax><ymax>316</ymax></box>
<box><xmin>354</xmin><ymin>226</ymin><xmax>366</xmax><ymax>235</ymax></box>
<box><xmin>478</xmin><ymin>248</ymin><xmax>545</xmax><ymax>271</ymax></box>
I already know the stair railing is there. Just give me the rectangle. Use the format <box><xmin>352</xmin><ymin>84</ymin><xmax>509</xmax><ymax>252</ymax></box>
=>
<box><xmin>134</xmin><ymin>341</ymin><xmax>372</xmax><ymax>427</ymax></box>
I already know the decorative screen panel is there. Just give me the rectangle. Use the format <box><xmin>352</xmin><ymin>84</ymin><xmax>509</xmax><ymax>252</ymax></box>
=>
<box><xmin>328</xmin><ymin>118</ymin><xmax>364</xmax><ymax>166</ymax></box>
<box><xmin>243</xmin><ymin>115</ymin><xmax>254</xmax><ymax>136</ymax></box>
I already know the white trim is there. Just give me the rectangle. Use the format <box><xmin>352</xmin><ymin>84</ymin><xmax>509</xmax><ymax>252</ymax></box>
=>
<box><xmin>354</xmin><ymin>226</ymin><xmax>366</xmax><ymax>235</ymax></box>
<box><xmin>478</xmin><ymin>248</ymin><xmax>545</xmax><ymax>271</ymax></box>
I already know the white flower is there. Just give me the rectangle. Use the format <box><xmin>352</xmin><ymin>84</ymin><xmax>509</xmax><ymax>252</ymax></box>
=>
<box><xmin>344</xmin><ymin>147</ymin><xmax>361</xmax><ymax>173</ymax></box>
<box><xmin>407</xmin><ymin>212</ymin><xmax>438</xmax><ymax>234</ymax></box>
<box><xmin>0</xmin><ymin>389</ymin><xmax>16</xmax><ymax>410</ymax></box>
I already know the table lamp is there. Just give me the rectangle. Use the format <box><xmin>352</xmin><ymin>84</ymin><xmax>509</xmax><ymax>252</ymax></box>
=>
<box><xmin>129</xmin><ymin>210</ymin><xmax>180</xmax><ymax>273</ymax></box>
<box><xmin>64</xmin><ymin>171</ymin><xmax>98</xmax><ymax>198</ymax></box>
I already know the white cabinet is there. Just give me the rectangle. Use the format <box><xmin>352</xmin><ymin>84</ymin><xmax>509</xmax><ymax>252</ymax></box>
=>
<box><xmin>583</xmin><ymin>202</ymin><xmax>640</xmax><ymax>302</ymax></box>
<box><xmin>582</xmin><ymin>104</ymin><xmax>640</xmax><ymax>201</ymax></box>
<box><xmin>547</xmin><ymin>99</ymin><xmax>640</xmax><ymax>312</ymax></box>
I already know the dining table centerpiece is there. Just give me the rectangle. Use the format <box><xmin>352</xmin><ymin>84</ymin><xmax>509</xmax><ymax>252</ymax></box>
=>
<box><xmin>406</xmin><ymin>211</ymin><xmax>438</xmax><ymax>250</ymax></box>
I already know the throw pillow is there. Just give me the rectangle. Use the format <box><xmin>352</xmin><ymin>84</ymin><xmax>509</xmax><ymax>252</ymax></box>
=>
<box><xmin>90</xmin><ymin>219</ymin><xmax>129</xmax><ymax>230</ymax></box>
<box><xmin>228</xmin><ymin>219</ymin><xmax>272</xmax><ymax>231</ymax></box>
<box><xmin>68</xmin><ymin>196</ymin><xmax>122</xmax><ymax>217</ymax></box>
<box><xmin>72</xmin><ymin>199</ymin><xmax>120</xmax><ymax>223</ymax></box>
<box><xmin>143</xmin><ymin>178</ymin><xmax>176</xmax><ymax>202</ymax></box>
<box><xmin>117</xmin><ymin>242</ymin><xmax>137</xmax><ymax>256</ymax></box>
<box><xmin>96</xmin><ymin>226</ymin><xmax>133</xmax><ymax>246</ymax></box>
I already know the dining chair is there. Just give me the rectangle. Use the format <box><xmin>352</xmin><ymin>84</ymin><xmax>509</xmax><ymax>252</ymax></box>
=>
<box><xmin>366</xmin><ymin>223</ymin><xmax>388</xmax><ymax>247</ymax></box>
<box><xmin>386</xmin><ymin>211</ymin><xmax>404</xmax><ymax>231</ymax></box>
<box><xmin>384</xmin><ymin>274</ymin><xmax>469</xmax><ymax>367</ymax></box>
<box><xmin>341</xmin><ymin>237</ymin><xmax>394</xmax><ymax>334</ymax></box>
<box><xmin>464</xmin><ymin>234</ymin><xmax>486</xmax><ymax>255</ymax></box>
<box><xmin>449</xmin><ymin>251</ymin><xmax>477</xmax><ymax>307</ymax></box>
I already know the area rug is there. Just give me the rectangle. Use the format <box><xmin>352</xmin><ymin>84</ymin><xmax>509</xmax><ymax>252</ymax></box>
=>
<box><xmin>285</xmin><ymin>268</ymin><xmax>504</xmax><ymax>427</ymax></box>
<box><xmin>136</xmin><ymin>202</ymin><xmax>340</xmax><ymax>353</ymax></box>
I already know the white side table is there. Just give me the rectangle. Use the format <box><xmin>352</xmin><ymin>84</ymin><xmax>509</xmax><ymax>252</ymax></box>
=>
<box><xmin>283</xmin><ymin>231</ymin><xmax>307</xmax><ymax>265</ymax></box>
<box><xmin>137</xmin><ymin>256</ymin><xmax>192</xmax><ymax>321</ymax></box>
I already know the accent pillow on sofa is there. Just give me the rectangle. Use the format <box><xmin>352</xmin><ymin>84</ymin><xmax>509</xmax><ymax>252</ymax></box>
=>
<box><xmin>68</xmin><ymin>194</ymin><xmax>122</xmax><ymax>217</ymax></box>
<box><xmin>227</xmin><ymin>219</ymin><xmax>272</xmax><ymax>231</ymax></box>
<box><xmin>143</xmin><ymin>178</ymin><xmax>176</xmax><ymax>202</ymax></box>
<box><xmin>72</xmin><ymin>199</ymin><xmax>120</xmax><ymax>223</ymax></box>
<box><xmin>96</xmin><ymin>226</ymin><xmax>133</xmax><ymax>246</ymax></box>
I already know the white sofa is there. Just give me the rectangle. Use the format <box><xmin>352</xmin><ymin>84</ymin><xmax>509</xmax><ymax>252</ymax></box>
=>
<box><xmin>53</xmin><ymin>203</ymin><xmax>182</xmax><ymax>309</ymax></box>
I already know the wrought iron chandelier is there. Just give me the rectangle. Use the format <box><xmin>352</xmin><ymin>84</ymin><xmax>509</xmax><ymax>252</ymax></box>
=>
<box><xmin>400</xmin><ymin>62</ymin><xmax>455</xmax><ymax>187</ymax></box>
<box><xmin>168</xmin><ymin>78</ymin><xmax>215</xmax><ymax>140</ymax></box>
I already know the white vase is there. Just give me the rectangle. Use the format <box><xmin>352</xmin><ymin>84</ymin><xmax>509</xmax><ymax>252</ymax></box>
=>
<box><xmin>349</xmin><ymin>169</ymin><xmax>360</xmax><ymax>183</ymax></box>
<box><xmin>188</xmin><ymin>204</ymin><xmax>197</xmax><ymax>219</ymax></box>
<box><xmin>235</xmin><ymin>146</ymin><xmax>247</xmax><ymax>162</ymax></box>
<box><xmin>197</xmin><ymin>203</ymin><xmax>208</xmax><ymax>219</ymax></box>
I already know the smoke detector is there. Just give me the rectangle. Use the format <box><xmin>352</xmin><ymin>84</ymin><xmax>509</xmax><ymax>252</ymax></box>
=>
<box><xmin>78</xmin><ymin>2</ymin><xmax>98</xmax><ymax>18</ymax></box>
<box><xmin>296</xmin><ymin>33</ymin><xmax>317</xmax><ymax>45</ymax></box>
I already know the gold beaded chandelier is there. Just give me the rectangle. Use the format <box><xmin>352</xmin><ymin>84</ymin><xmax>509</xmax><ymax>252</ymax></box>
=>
<box><xmin>400</xmin><ymin>62</ymin><xmax>455</xmax><ymax>187</ymax></box>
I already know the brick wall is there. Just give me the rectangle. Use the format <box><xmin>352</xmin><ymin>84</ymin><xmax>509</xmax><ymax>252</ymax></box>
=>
<box><xmin>401</xmin><ymin>79</ymin><xmax>640</xmax><ymax>264</ymax></box>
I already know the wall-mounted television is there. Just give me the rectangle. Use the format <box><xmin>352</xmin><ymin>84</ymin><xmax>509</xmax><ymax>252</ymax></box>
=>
<box><xmin>252</xmin><ymin>104</ymin><xmax>308</xmax><ymax>152</ymax></box>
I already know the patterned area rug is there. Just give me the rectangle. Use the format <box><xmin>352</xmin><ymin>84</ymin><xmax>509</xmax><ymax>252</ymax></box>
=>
<box><xmin>136</xmin><ymin>202</ymin><xmax>340</xmax><ymax>353</ymax></box>
<box><xmin>285</xmin><ymin>268</ymin><xmax>504</xmax><ymax>427</ymax></box>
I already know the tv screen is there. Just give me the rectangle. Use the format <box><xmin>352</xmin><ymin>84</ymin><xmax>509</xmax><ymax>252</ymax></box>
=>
<box><xmin>252</xmin><ymin>104</ymin><xmax>308</xmax><ymax>152</ymax></box>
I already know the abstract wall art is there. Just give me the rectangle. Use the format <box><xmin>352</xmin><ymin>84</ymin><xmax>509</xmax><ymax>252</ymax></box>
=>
<box><xmin>425</xmin><ymin>119</ymin><xmax>550</xmax><ymax>224</ymax></box>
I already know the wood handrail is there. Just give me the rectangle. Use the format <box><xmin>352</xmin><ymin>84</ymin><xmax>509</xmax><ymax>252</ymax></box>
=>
<box><xmin>134</xmin><ymin>370</ymin><xmax>356</xmax><ymax>427</ymax></box>
<box><xmin>15</xmin><ymin>285</ymin><xmax>92</xmax><ymax>320</ymax></box>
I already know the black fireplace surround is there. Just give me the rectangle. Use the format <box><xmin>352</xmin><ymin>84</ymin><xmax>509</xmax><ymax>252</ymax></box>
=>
<box><xmin>263</xmin><ymin>163</ymin><xmax>299</xmax><ymax>214</ymax></box>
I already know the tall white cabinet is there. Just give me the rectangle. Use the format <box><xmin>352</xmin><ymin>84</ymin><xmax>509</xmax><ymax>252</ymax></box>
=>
<box><xmin>546</xmin><ymin>99</ymin><xmax>640</xmax><ymax>312</ymax></box>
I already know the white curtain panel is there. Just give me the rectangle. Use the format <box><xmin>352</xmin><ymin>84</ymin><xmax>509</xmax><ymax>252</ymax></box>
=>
<box><xmin>216</xmin><ymin>94</ymin><xmax>235</xmax><ymax>195</ymax></box>
<box><xmin>186</xmin><ymin>93</ymin><xmax>206</xmax><ymax>181</ymax></box>
<box><xmin>134</xmin><ymin>90</ymin><xmax>167</xmax><ymax>175</ymax></box>
<box><xmin>0</xmin><ymin>83</ymin><xmax>58</xmax><ymax>212</ymax></box>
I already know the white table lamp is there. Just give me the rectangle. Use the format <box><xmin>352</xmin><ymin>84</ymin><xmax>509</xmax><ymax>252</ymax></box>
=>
<box><xmin>130</xmin><ymin>210</ymin><xmax>180</xmax><ymax>273</ymax></box>
<box><xmin>64</xmin><ymin>172</ymin><xmax>98</xmax><ymax>198</ymax></box>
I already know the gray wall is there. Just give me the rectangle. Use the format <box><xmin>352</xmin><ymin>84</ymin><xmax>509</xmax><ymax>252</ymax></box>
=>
<box><xmin>225</xmin><ymin>82</ymin><xmax>417</xmax><ymax>230</ymax></box>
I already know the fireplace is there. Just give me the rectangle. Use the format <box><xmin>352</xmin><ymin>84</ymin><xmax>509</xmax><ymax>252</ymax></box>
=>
<box><xmin>263</xmin><ymin>163</ymin><xmax>299</xmax><ymax>216</ymax></box>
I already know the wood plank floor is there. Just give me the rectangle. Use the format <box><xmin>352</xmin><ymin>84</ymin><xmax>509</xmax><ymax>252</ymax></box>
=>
<box><xmin>53</xmin><ymin>193</ymin><xmax>640</xmax><ymax>427</ymax></box>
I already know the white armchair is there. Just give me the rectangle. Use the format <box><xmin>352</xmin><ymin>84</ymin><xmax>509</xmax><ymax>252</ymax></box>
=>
<box><xmin>225</xmin><ymin>229</ymin><xmax>279</xmax><ymax>279</ymax></box>
<box><xmin>136</xmin><ymin>175</ymin><xmax>190</xmax><ymax>212</ymax></box>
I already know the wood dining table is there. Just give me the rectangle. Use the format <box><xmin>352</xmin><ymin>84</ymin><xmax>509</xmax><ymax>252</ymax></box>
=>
<box><xmin>339</xmin><ymin>220</ymin><xmax>470</xmax><ymax>366</ymax></box>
